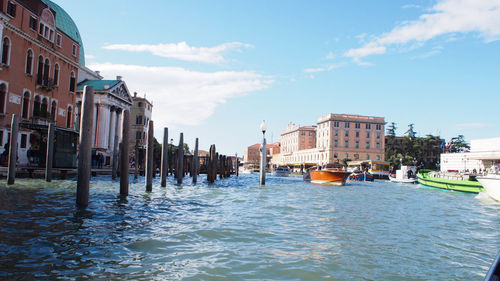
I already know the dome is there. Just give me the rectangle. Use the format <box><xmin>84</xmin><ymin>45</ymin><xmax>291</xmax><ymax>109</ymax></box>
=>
<box><xmin>41</xmin><ymin>0</ymin><xmax>85</xmax><ymax>66</ymax></box>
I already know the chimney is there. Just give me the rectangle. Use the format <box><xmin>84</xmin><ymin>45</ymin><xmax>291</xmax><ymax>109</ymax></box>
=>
<box><xmin>134</xmin><ymin>92</ymin><xmax>137</xmax><ymax>97</ymax></box>
<box><xmin>95</xmin><ymin>70</ymin><xmax>100</xmax><ymax>76</ymax></box>
<box><xmin>116</xmin><ymin>75</ymin><xmax>122</xmax><ymax>81</ymax></box>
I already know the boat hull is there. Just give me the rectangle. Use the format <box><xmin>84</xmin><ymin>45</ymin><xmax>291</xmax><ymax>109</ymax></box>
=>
<box><xmin>307</xmin><ymin>170</ymin><xmax>351</xmax><ymax>186</ymax></box>
<box><xmin>477</xmin><ymin>175</ymin><xmax>500</xmax><ymax>201</ymax></box>
<box><xmin>389</xmin><ymin>177</ymin><xmax>417</xmax><ymax>184</ymax></box>
<box><xmin>417</xmin><ymin>170</ymin><xmax>484</xmax><ymax>193</ymax></box>
<box><xmin>348</xmin><ymin>172</ymin><xmax>374</xmax><ymax>182</ymax></box>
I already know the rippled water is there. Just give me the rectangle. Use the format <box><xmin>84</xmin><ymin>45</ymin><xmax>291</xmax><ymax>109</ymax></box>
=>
<box><xmin>1</xmin><ymin>174</ymin><xmax>500</xmax><ymax>280</ymax></box>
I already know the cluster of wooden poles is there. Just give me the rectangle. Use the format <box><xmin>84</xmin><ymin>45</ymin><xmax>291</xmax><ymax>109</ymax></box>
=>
<box><xmin>4</xmin><ymin>86</ymin><xmax>239</xmax><ymax>209</ymax></box>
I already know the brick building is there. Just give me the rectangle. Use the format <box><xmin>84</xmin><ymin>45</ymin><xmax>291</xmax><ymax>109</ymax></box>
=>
<box><xmin>0</xmin><ymin>0</ymin><xmax>84</xmax><ymax>165</ymax></box>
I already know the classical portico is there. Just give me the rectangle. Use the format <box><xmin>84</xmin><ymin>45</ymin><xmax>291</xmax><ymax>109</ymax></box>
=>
<box><xmin>76</xmin><ymin>78</ymin><xmax>132</xmax><ymax>166</ymax></box>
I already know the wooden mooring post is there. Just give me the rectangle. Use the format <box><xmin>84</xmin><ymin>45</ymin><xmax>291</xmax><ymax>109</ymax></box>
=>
<box><xmin>161</xmin><ymin>127</ymin><xmax>168</xmax><ymax>187</ymax></box>
<box><xmin>77</xmin><ymin>86</ymin><xmax>94</xmax><ymax>207</ymax></box>
<box><xmin>45</xmin><ymin>123</ymin><xmax>55</xmax><ymax>182</ymax></box>
<box><xmin>7</xmin><ymin>114</ymin><xmax>19</xmax><ymax>185</ymax></box>
<box><xmin>192</xmin><ymin>138</ymin><xmax>199</xmax><ymax>184</ymax></box>
<box><xmin>176</xmin><ymin>133</ymin><xmax>184</xmax><ymax>184</ymax></box>
<box><xmin>120</xmin><ymin>110</ymin><xmax>130</xmax><ymax>195</ymax></box>
<box><xmin>145</xmin><ymin>120</ymin><xmax>154</xmax><ymax>191</ymax></box>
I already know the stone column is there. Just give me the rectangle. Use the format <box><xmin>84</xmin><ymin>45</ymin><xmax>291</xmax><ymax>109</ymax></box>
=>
<box><xmin>108</xmin><ymin>107</ymin><xmax>116</xmax><ymax>150</ymax></box>
<box><xmin>98</xmin><ymin>104</ymin><xmax>110</xmax><ymax>148</ymax></box>
<box><xmin>92</xmin><ymin>103</ymin><xmax>99</xmax><ymax>148</ymax></box>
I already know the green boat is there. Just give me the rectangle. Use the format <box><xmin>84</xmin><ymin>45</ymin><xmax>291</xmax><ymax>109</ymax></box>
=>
<box><xmin>417</xmin><ymin>169</ymin><xmax>485</xmax><ymax>193</ymax></box>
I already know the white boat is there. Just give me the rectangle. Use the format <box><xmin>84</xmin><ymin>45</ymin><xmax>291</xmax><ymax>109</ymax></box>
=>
<box><xmin>477</xmin><ymin>174</ymin><xmax>500</xmax><ymax>201</ymax></box>
<box><xmin>389</xmin><ymin>165</ymin><xmax>417</xmax><ymax>184</ymax></box>
<box><xmin>272</xmin><ymin>166</ymin><xmax>290</xmax><ymax>177</ymax></box>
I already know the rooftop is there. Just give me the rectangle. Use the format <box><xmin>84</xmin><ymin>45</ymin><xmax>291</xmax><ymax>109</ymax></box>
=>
<box><xmin>77</xmin><ymin>80</ymin><xmax>120</xmax><ymax>91</ymax></box>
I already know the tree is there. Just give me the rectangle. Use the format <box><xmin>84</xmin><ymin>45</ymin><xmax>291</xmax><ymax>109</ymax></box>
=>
<box><xmin>405</xmin><ymin>123</ymin><xmax>416</xmax><ymax>138</ymax></box>
<box><xmin>386</xmin><ymin>122</ymin><xmax>397</xmax><ymax>137</ymax></box>
<box><xmin>450</xmin><ymin>135</ymin><xmax>470</xmax><ymax>152</ymax></box>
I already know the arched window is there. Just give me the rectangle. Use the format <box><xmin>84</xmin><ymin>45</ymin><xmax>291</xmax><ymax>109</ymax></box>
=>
<box><xmin>69</xmin><ymin>71</ymin><xmax>75</xmax><ymax>92</ymax></box>
<box><xmin>33</xmin><ymin>95</ymin><xmax>41</xmax><ymax>117</ymax></box>
<box><xmin>2</xmin><ymin>37</ymin><xmax>10</xmax><ymax>65</ymax></box>
<box><xmin>66</xmin><ymin>105</ymin><xmax>72</xmax><ymax>128</ymax></box>
<box><xmin>43</xmin><ymin>58</ymin><xmax>50</xmax><ymax>86</ymax></box>
<box><xmin>41</xmin><ymin>97</ymin><xmax>48</xmax><ymax>116</ymax></box>
<box><xmin>51</xmin><ymin>100</ymin><xmax>56</xmax><ymax>121</ymax></box>
<box><xmin>25</xmin><ymin>50</ymin><xmax>33</xmax><ymax>74</ymax></box>
<box><xmin>0</xmin><ymin>84</ymin><xmax>6</xmax><ymax>114</ymax></box>
<box><xmin>53</xmin><ymin>63</ymin><xmax>59</xmax><ymax>85</ymax></box>
<box><xmin>22</xmin><ymin>91</ymin><xmax>30</xmax><ymax>119</ymax></box>
<box><xmin>37</xmin><ymin>55</ymin><xmax>43</xmax><ymax>85</ymax></box>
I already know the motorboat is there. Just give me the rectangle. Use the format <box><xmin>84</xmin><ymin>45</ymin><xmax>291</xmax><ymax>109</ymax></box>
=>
<box><xmin>272</xmin><ymin>166</ymin><xmax>290</xmax><ymax>177</ymax></box>
<box><xmin>304</xmin><ymin>168</ymin><xmax>351</xmax><ymax>186</ymax></box>
<box><xmin>417</xmin><ymin>170</ymin><xmax>484</xmax><ymax>193</ymax></box>
<box><xmin>389</xmin><ymin>165</ymin><xmax>417</xmax><ymax>184</ymax></box>
<box><xmin>348</xmin><ymin>171</ymin><xmax>374</xmax><ymax>182</ymax></box>
<box><xmin>476</xmin><ymin>174</ymin><xmax>500</xmax><ymax>201</ymax></box>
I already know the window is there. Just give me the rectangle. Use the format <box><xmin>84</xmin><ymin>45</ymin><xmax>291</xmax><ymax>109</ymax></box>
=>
<box><xmin>136</xmin><ymin>115</ymin><xmax>143</xmax><ymax>125</ymax></box>
<box><xmin>366</xmin><ymin>132</ymin><xmax>370</xmax><ymax>138</ymax></box>
<box><xmin>367</xmin><ymin>154</ymin><xmax>370</xmax><ymax>160</ymax></box>
<box><xmin>37</xmin><ymin>55</ymin><xmax>43</xmax><ymax>85</ymax></box>
<box><xmin>334</xmin><ymin>140</ymin><xmax>338</xmax><ymax>147</ymax></box>
<box><xmin>377</xmin><ymin>132</ymin><xmax>381</xmax><ymax>139</ymax></box>
<box><xmin>376</xmin><ymin>142</ymin><xmax>381</xmax><ymax>149</ymax></box>
<box><xmin>334</xmin><ymin>152</ymin><xmax>338</xmax><ymax>158</ymax></box>
<box><xmin>333</xmin><ymin>121</ymin><xmax>339</xmax><ymax>127</ymax></box>
<box><xmin>0</xmin><ymin>130</ymin><xmax>3</xmax><ymax>146</ymax></box>
<box><xmin>69</xmin><ymin>72</ymin><xmax>75</xmax><ymax>92</ymax></box>
<box><xmin>41</xmin><ymin>97</ymin><xmax>48</xmax><ymax>115</ymax></box>
<box><xmin>56</xmin><ymin>34</ymin><xmax>61</xmax><ymax>47</ymax></box>
<box><xmin>43</xmin><ymin>58</ymin><xmax>50</xmax><ymax>86</ymax></box>
<box><xmin>356</xmin><ymin>131</ymin><xmax>360</xmax><ymax>138</ymax></box>
<box><xmin>345</xmin><ymin>130</ymin><xmax>349</xmax><ymax>137</ymax></box>
<box><xmin>66</xmin><ymin>106</ymin><xmax>72</xmax><ymax>128</ymax></box>
<box><xmin>22</xmin><ymin>92</ymin><xmax>30</xmax><ymax>119</ymax></box>
<box><xmin>33</xmin><ymin>95</ymin><xmax>41</xmax><ymax>116</ymax></box>
<box><xmin>376</xmin><ymin>124</ymin><xmax>382</xmax><ymax>130</ymax></box>
<box><xmin>20</xmin><ymin>134</ymin><xmax>27</xmax><ymax>148</ymax></box>
<box><xmin>72</xmin><ymin>44</ymin><xmax>77</xmax><ymax>56</ymax></box>
<box><xmin>51</xmin><ymin>101</ymin><xmax>56</xmax><ymax>121</ymax></box>
<box><xmin>6</xmin><ymin>1</ymin><xmax>16</xmax><ymax>17</ymax></box>
<box><xmin>376</xmin><ymin>155</ymin><xmax>381</xmax><ymax>161</ymax></box>
<box><xmin>2</xmin><ymin>37</ymin><xmax>10</xmax><ymax>65</ymax></box>
<box><xmin>334</xmin><ymin>130</ymin><xmax>338</xmax><ymax>137</ymax></box>
<box><xmin>53</xmin><ymin>64</ymin><xmax>59</xmax><ymax>85</ymax></box>
<box><xmin>25</xmin><ymin>50</ymin><xmax>33</xmax><ymax>75</ymax></box>
<box><xmin>355</xmin><ymin>140</ymin><xmax>359</xmax><ymax>148</ymax></box>
<box><xmin>354</xmin><ymin>154</ymin><xmax>359</xmax><ymax>160</ymax></box>
<box><xmin>345</xmin><ymin>140</ymin><xmax>349</xmax><ymax>148</ymax></box>
<box><xmin>366</xmin><ymin>141</ymin><xmax>371</xmax><ymax>149</ymax></box>
<box><xmin>366</xmin><ymin>123</ymin><xmax>371</xmax><ymax>130</ymax></box>
<box><xmin>29</xmin><ymin>16</ymin><xmax>37</xmax><ymax>30</ymax></box>
<box><xmin>345</xmin><ymin>122</ymin><xmax>350</xmax><ymax>128</ymax></box>
<box><xmin>136</xmin><ymin>131</ymin><xmax>141</xmax><ymax>140</ymax></box>
<box><xmin>355</xmin><ymin>123</ymin><xmax>360</xmax><ymax>129</ymax></box>
<box><xmin>0</xmin><ymin>84</ymin><xmax>6</xmax><ymax>114</ymax></box>
<box><xmin>138</xmin><ymin>102</ymin><xmax>143</xmax><ymax>107</ymax></box>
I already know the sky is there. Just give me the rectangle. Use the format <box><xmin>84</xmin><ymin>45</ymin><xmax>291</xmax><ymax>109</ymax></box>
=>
<box><xmin>54</xmin><ymin>0</ymin><xmax>500</xmax><ymax>155</ymax></box>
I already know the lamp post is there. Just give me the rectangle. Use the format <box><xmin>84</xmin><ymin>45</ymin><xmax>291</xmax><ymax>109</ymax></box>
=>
<box><xmin>260</xmin><ymin>120</ymin><xmax>267</xmax><ymax>185</ymax></box>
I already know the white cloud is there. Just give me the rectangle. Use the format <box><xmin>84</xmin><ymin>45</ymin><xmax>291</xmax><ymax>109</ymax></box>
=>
<box><xmin>345</xmin><ymin>0</ymin><xmax>500</xmax><ymax>62</ymax></box>
<box><xmin>304</xmin><ymin>67</ymin><xmax>325</xmax><ymax>73</ymax></box>
<box><xmin>402</xmin><ymin>4</ymin><xmax>421</xmax><ymax>9</ymax></box>
<box><xmin>88</xmin><ymin>62</ymin><xmax>272</xmax><ymax>127</ymax></box>
<box><xmin>102</xmin><ymin>41</ymin><xmax>252</xmax><ymax>64</ymax></box>
<box><xmin>456</xmin><ymin>123</ymin><xmax>489</xmax><ymax>129</ymax></box>
<box><xmin>326</xmin><ymin>51</ymin><xmax>336</xmax><ymax>59</ymax></box>
<box><xmin>85</xmin><ymin>54</ymin><xmax>96</xmax><ymax>60</ymax></box>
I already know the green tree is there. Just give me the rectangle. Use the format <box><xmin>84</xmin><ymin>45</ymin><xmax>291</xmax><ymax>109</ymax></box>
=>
<box><xmin>386</xmin><ymin>122</ymin><xmax>397</xmax><ymax>137</ymax></box>
<box><xmin>405</xmin><ymin>123</ymin><xmax>416</xmax><ymax>138</ymax></box>
<box><xmin>450</xmin><ymin>135</ymin><xmax>470</xmax><ymax>152</ymax></box>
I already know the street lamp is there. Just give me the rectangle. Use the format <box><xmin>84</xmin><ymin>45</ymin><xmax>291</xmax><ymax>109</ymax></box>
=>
<box><xmin>260</xmin><ymin>120</ymin><xmax>267</xmax><ymax>185</ymax></box>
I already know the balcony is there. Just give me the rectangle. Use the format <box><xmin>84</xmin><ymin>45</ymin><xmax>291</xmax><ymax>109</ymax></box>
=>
<box><xmin>36</xmin><ymin>74</ymin><xmax>55</xmax><ymax>91</ymax></box>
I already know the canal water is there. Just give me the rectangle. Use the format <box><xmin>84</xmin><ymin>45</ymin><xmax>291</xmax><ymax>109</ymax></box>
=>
<box><xmin>1</xmin><ymin>174</ymin><xmax>499</xmax><ymax>280</ymax></box>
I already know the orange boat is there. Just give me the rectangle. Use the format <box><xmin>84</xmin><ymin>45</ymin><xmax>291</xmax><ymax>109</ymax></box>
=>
<box><xmin>304</xmin><ymin>168</ymin><xmax>351</xmax><ymax>186</ymax></box>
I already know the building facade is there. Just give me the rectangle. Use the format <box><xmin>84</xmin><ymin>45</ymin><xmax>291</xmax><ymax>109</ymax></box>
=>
<box><xmin>76</xmin><ymin>77</ymin><xmax>132</xmax><ymax>166</ymax></box>
<box><xmin>0</xmin><ymin>0</ymin><xmax>84</xmax><ymax>165</ymax></box>
<box><xmin>274</xmin><ymin>113</ymin><xmax>386</xmax><ymax>166</ymax></box>
<box><xmin>244</xmin><ymin>142</ymin><xmax>280</xmax><ymax>168</ymax></box>
<box><xmin>129</xmin><ymin>92</ymin><xmax>152</xmax><ymax>153</ymax></box>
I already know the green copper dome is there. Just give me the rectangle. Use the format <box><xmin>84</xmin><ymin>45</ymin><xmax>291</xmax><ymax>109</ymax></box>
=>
<box><xmin>41</xmin><ymin>0</ymin><xmax>85</xmax><ymax>66</ymax></box>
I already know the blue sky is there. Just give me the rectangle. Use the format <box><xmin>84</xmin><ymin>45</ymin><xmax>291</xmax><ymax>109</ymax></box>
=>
<box><xmin>54</xmin><ymin>0</ymin><xmax>500</xmax><ymax>155</ymax></box>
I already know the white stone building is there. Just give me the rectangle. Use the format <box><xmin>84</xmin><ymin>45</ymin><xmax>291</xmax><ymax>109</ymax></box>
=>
<box><xmin>440</xmin><ymin>137</ymin><xmax>500</xmax><ymax>172</ymax></box>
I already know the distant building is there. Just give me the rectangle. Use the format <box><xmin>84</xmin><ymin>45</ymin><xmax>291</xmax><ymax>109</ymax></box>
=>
<box><xmin>441</xmin><ymin>137</ymin><xmax>500</xmax><ymax>172</ymax></box>
<box><xmin>273</xmin><ymin>113</ymin><xmax>386</xmax><ymax>166</ymax></box>
<box><xmin>76</xmin><ymin>77</ymin><xmax>133</xmax><ymax>166</ymax></box>
<box><xmin>129</xmin><ymin>92</ymin><xmax>153</xmax><ymax>153</ymax></box>
<box><xmin>244</xmin><ymin>142</ymin><xmax>280</xmax><ymax>168</ymax></box>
